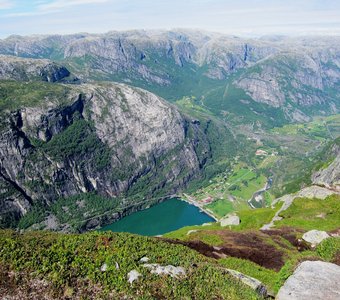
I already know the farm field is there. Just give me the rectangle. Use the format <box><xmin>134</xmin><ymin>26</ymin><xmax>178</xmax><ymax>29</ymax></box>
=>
<box><xmin>188</xmin><ymin>162</ymin><xmax>269</xmax><ymax>218</ymax></box>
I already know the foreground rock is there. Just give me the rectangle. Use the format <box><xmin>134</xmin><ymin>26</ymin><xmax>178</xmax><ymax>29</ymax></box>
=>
<box><xmin>127</xmin><ymin>270</ymin><xmax>141</xmax><ymax>284</ymax></box>
<box><xmin>220</xmin><ymin>214</ymin><xmax>240</xmax><ymax>227</ymax></box>
<box><xmin>302</xmin><ymin>230</ymin><xmax>330</xmax><ymax>247</ymax></box>
<box><xmin>277</xmin><ymin>261</ymin><xmax>340</xmax><ymax>300</ymax></box>
<box><xmin>224</xmin><ymin>268</ymin><xmax>267</xmax><ymax>297</ymax></box>
<box><xmin>143</xmin><ymin>263</ymin><xmax>186</xmax><ymax>278</ymax></box>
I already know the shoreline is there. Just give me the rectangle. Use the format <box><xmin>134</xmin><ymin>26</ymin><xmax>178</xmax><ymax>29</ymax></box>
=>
<box><xmin>93</xmin><ymin>194</ymin><xmax>217</xmax><ymax>232</ymax></box>
<box><xmin>180</xmin><ymin>193</ymin><xmax>219</xmax><ymax>222</ymax></box>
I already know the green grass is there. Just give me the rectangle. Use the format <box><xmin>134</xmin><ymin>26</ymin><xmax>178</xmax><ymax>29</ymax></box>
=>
<box><xmin>196</xmin><ymin>233</ymin><xmax>224</xmax><ymax>246</ymax></box>
<box><xmin>277</xmin><ymin>195</ymin><xmax>340</xmax><ymax>231</ymax></box>
<box><xmin>219</xmin><ymin>257</ymin><xmax>278</xmax><ymax>293</ymax></box>
<box><xmin>229</xmin><ymin>174</ymin><xmax>266</xmax><ymax>200</ymax></box>
<box><xmin>206</xmin><ymin>199</ymin><xmax>234</xmax><ymax>219</ymax></box>
<box><xmin>0</xmin><ymin>230</ymin><xmax>261</xmax><ymax>300</ymax></box>
<box><xmin>0</xmin><ymin>80</ymin><xmax>71</xmax><ymax>112</ymax></box>
<box><xmin>263</xmin><ymin>192</ymin><xmax>274</xmax><ymax>206</ymax></box>
<box><xmin>189</xmin><ymin>162</ymin><xmax>269</xmax><ymax>219</ymax></box>
<box><xmin>234</xmin><ymin>205</ymin><xmax>280</xmax><ymax>231</ymax></box>
<box><xmin>164</xmin><ymin>223</ymin><xmax>222</xmax><ymax>240</ymax></box>
<box><xmin>316</xmin><ymin>237</ymin><xmax>340</xmax><ymax>262</ymax></box>
<box><xmin>271</xmin><ymin>114</ymin><xmax>340</xmax><ymax>140</ymax></box>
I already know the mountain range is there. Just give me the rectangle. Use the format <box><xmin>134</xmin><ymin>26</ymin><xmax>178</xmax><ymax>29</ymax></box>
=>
<box><xmin>0</xmin><ymin>29</ymin><xmax>339</xmax><ymax>300</ymax></box>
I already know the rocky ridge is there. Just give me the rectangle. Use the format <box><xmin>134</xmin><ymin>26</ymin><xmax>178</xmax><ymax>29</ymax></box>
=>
<box><xmin>0</xmin><ymin>30</ymin><xmax>339</xmax><ymax>122</ymax></box>
<box><xmin>0</xmin><ymin>55</ymin><xmax>75</xmax><ymax>82</ymax></box>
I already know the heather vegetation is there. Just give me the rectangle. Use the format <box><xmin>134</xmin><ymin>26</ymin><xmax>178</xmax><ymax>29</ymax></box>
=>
<box><xmin>0</xmin><ymin>230</ymin><xmax>261</xmax><ymax>299</ymax></box>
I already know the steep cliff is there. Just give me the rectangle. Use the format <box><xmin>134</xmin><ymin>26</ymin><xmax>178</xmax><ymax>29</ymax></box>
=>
<box><xmin>234</xmin><ymin>49</ymin><xmax>340</xmax><ymax>121</ymax></box>
<box><xmin>0</xmin><ymin>66</ymin><xmax>219</xmax><ymax>230</ymax></box>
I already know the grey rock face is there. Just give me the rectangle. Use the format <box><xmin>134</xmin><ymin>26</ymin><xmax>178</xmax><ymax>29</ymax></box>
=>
<box><xmin>277</xmin><ymin>261</ymin><xmax>340</xmax><ymax>300</ymax></box>
<box><xmin>234</xmin><ymin>50</ymin><xmax>340</xmax><ymax>120</ymax></box>
<box><xmin>0</xmin><ymin>81</ymin><xmax>211</xmax><ymax>228</ymax></box>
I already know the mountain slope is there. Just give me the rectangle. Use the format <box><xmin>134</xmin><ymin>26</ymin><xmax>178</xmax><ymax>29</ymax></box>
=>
<box><xmin>0</xmin><ymin>30</ymin><xmax>339</xmax><ymax>124</ymax></box>
<box><xmin>0</xmin><ymin>58</ymin><xmax>238</xmax><ymax>231</ymax></box>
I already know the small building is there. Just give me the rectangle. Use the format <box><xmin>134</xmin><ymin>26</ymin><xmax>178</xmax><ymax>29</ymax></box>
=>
<box><xmin>255</xmin><ymin>149</ymin><xmax>268</xmax><ymax>156</ymax></box>
<box><xmin>202</xmin><ymin>196</ymin><xmax>213</xmax><ymax>204</ymax></box>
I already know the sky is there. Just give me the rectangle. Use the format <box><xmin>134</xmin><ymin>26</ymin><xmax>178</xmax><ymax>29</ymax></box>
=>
<box><xmin>1</xmin><ymin>0</ymin><xmax>340</xmax><ymax>38</ymax></box>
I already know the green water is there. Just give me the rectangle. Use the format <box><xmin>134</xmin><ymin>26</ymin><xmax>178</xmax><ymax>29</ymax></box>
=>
<box><xmin>100</xmin><ymin>198</ymin><xmax>214</xmax><ymax>236</ymax></box>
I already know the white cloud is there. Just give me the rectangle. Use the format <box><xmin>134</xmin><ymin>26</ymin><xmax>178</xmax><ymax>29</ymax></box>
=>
<box><xmin>1</xmin><ymin>0</ymin><xmax>340</xmax><ymax>37</ymax></box>
<box><xmin>5</xmin><ymin>0</ymin><xmax>111</xmax><ymax>17</ymax></box>
<box><xmin>39</xmin><ymin>0</ymin><xmax>110</xmax><ymax>12</ymax></box>
<box><xmin>0</xmin><ymin>0</ymin><xmax>13</xmax><ymax>10</ymax></box>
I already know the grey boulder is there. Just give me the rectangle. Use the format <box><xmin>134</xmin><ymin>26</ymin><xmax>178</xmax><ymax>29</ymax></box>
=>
<box><xmin>277</xmin><ymin>261</ymin><xmax>340</xmax><ymax>300</ymax></box>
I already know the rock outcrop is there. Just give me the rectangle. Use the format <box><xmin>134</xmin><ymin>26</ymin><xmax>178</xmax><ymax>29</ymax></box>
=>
<box><xmin>302</xmin><ymin>230</ymin><xmax>330</xmax><ymax>247</ymax></box>
<box><xmin>220</xmin><ymin>213</ymin><xmax>240</xmax><ymax>227</ymax></box>
<box><xmin>224</xmin><ymin>268</ymin><xmax>267</xmax><ymax>297</ymax></box>
<box><xmin>312</xmin><ymin>140</ymin><xmax>340</xmax><ymax>191</ymax></box>
<box><xmin>277</xmin><ymin>261</ymin><xmax>340</xmax><ymax>300</ymax></box>
<box><xmin>0</xmin><ymin>55</ymin><xmax>75</xmax><ymax>82</ymax></box>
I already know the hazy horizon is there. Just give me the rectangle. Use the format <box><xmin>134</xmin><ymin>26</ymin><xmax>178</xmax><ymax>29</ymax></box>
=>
<box><xmin>1</xmin><ymin>0</ymin><xmax>340</xmax><ymax>38</ymax></box>
<box><xmin>2</xmin><ymin>27</ymin><xmax>340</xmax><ymax>41</ymax></box>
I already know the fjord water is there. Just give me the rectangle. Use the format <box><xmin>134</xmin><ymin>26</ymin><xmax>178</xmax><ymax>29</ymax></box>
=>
<box><xmin>100</xmin><ymin>198</ymin><xmax>214</xmax><ymax>236</ymax></box>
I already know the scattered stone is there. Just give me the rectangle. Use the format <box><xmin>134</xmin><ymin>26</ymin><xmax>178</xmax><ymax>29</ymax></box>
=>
<box><xmin>115</xmin><ymin>262</ymin><xmax>120</xmax><ymax>270</ymax></box>
<box><xmin>187</xmin><ymin>230</ymin><xmax>198</xmax><ymax>235</ymax></box>
<box><xmin>143</xmin><ymin>264</ymin><xmax>186</xmax><ymax>278</ymax></box>
<box><xmin>224</xmin><ymin>268</ymin><xmax>267</xmax><ymax>297</ymax></box>
<box><xmin>315</xmin><ymin>213</ymin><xmax>326</xmax><ymax>219</ymax></box>
<box><xmin>277</xmin><ymin>261</ymin><xmax>340</xmax><ymax>300</ymax></box>
<box><xmin>212</xmin><ymin>252</ymin><xmax>227</xmax><ymax>259</ymax></box>
<box><xmin>213</xmin><ymin>246</ymin><xmax>222</xmax><ymax>251</ymax></box>
<box><xmin>139</xmin><ymin>256</ymin><xmax>150</xmax><ymax>263</ymax></box>
<box><xmin>100</xmin><ymin>263</ymin><xmax>107</xmax><ymax>272</ymax></box>
<box><xmin>127</xmin><ymin>270</ymin><xmax>141</xmax><ymax>284</ymax></box>
<box><xmin>220</xmin><ymin>214</ymin><xmax>240</xmax><ymax>227</ymax></box>
<box><xmin>202</xmin><ymin>222</ymin><xmax>212</xmax><ymax>226</ymax></box>
<box><xmin>302</xmin><ymin>230</ymin><xmax>330</xmax><ymax>247</ymax></box>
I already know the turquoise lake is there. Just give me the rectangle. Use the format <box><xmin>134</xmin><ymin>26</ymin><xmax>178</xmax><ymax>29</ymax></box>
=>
<box><xmin>100</xmin><ymin>198</ymin><xmax>214</xmax><ymax>236</ymax></box>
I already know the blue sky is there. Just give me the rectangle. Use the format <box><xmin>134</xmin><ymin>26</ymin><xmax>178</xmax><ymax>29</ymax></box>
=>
<box><xmin>1</xmin><ymin>0</ymin><xmax>340</xmax><ymax>38</ymax></box>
